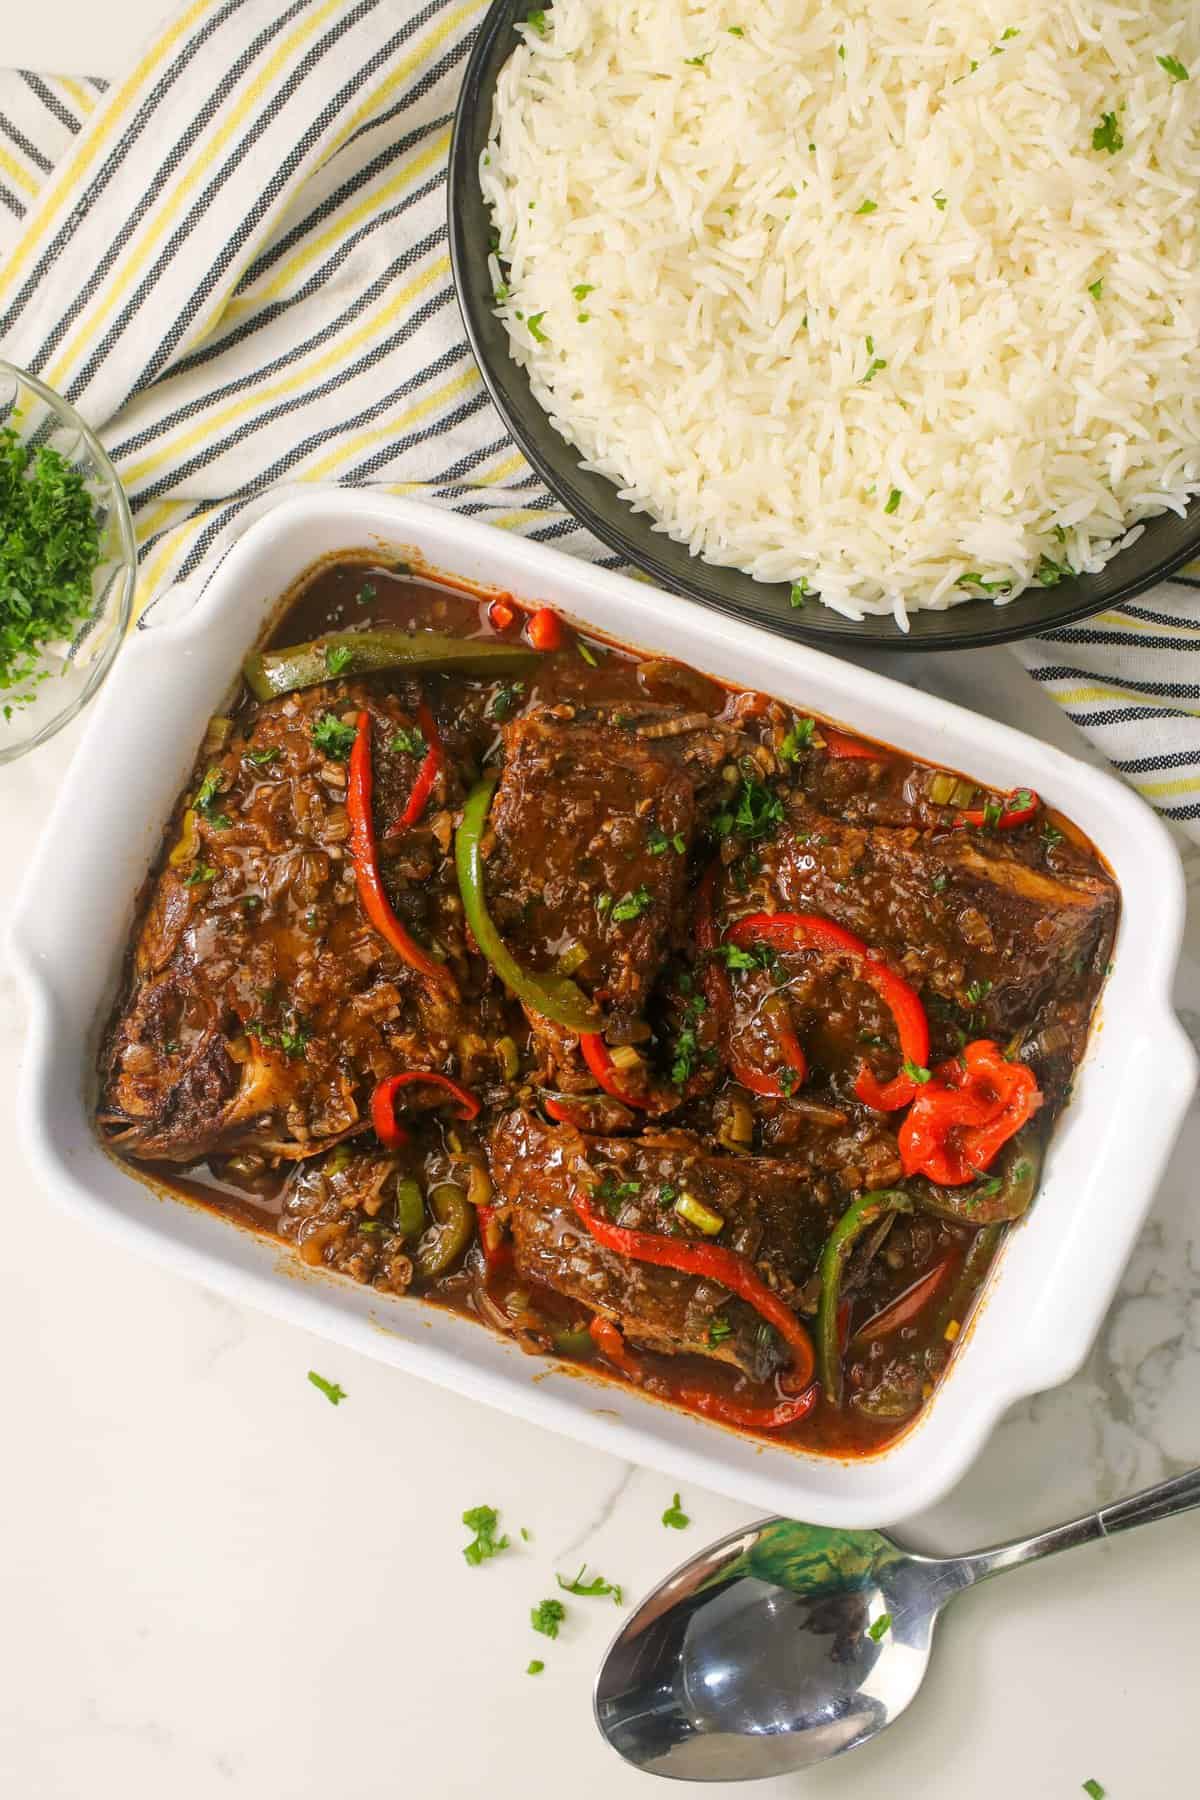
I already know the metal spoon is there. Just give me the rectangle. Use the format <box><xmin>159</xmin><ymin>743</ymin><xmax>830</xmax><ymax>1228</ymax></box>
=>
<box><xmin>595</xmin><ymin>1466</ymin><xmax>1200</xmax><ymax>1782</ymax></box>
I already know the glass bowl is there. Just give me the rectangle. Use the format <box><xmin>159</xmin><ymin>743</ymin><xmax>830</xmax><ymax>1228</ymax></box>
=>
<box><xmin>0</xmin><ymin>361</ymin><xmax>135</xmax><ymax>763</ymax></box>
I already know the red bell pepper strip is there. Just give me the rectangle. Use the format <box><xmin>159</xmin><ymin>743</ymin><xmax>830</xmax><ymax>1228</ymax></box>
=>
<box><xmin>724</xmin><ymin>913</ymin><xmax>930</xmax><ymax>1112</ymax></box>
<box><xmin>850</xmin><ymin>1259</ymin><xmax>951</xmax><ymax>1347</ymax></box>
<box><xmin>587</xmin><ymin>1315</ymin><xmax>817</xmax><ymax>1431</ymax></box>
<box><xmin>697</xmin><ymin>866</ymin><xmax>808</xmax><ymax>1096</ymax></box>
<box><xmin>822</xmin><ymin>726</ymin><xmax>884</xmax><ymax>760</ymax></box>
<box><xmin>675</xmin><ymin>1383</ymin><xmax>818</xmax><ymax>1432</ymax></box>
<box><xmin>588</xmin><ymin>1314</ymin><xmax>645</xmax><ymax>1380</ymax></box>
<box><xmin>579</xmin><ymin>1033</ymin><xmax>656</xmax><ymax>1110</ymax></box>
<box><xmin>574</xmin><ymin>1187</ymin><xmax>815</xmax><ymax>1389</ymax></box>
<box><xmin>527</xmin><ymin>607</ymin><xmax>564</xmax><ymax>652</ymax></box>
<box><xmin>348</xmin><ymin>712</ymin><xmax>457</xmax><ymax>993</ymax></box>
<box><xmin>385</xmin><ymin>698</ymin><xmax>443</xmax><ymax>836</ymax></box>
<box><xmin>371</xmin><ymin>1071</ymin><xmax>480</xmax><ymax>1150</ymax></box>
<box><xmin>954</xmin><ymin>788</ymin><xmax>1040</xmax><ymax>831</ymax></box>
<box><xmin>899</xmin><ymin>1040</ymin><xmax>1042</xmax><ymax>1185</ymax></box>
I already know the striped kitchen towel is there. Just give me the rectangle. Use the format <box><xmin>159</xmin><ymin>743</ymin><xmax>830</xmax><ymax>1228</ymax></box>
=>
<box><xmin>2</xmin><ymin>0</ymin><xmax>1199</xmax><ymax>826</ymax></box>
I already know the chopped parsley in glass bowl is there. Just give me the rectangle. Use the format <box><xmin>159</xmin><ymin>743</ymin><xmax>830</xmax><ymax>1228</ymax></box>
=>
<box><xmin>0</xmin><ymin>361</ymin><xmax>134</xmax><ymax>763</ymax></box>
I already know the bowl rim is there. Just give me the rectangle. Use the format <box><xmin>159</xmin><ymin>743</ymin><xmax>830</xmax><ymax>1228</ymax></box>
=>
<box><xmin>0</xmin><ymin>359</ymin><xmax>137</xmax><ymax>763</ymax></box>
<box><xmin>447</xmin><ymin>0</ymin><xmax>1200</xmax><ymax>653</ymax></box>
<box><xmin>8</xmin><ymin>488</ymin><xmax>1197</xmax><ymax>1525</ymax></box>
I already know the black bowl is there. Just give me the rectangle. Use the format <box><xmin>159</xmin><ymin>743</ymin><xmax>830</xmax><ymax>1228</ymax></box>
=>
<box><xmin>448</xmin><ymin>0</ymin><xmax>1200</xmax><ymax>652</ymax></box>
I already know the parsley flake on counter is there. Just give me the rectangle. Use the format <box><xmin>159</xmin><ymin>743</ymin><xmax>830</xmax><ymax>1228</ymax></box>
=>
<box><xmin>325</xmin><ymin>643</ymin><xmax>353</xmax><ymax>676</ymax></box>
<box><xmin>1092</xmin><ymin>111</ymin><xmax>1124</xmax><ymax>153</ymax></box>
<box><xmin>311</xmin><ymin>714</ymin><xmax>357</xmax><ymax>760</ymax></box>
<box><xmin>0</xmin><ymin>425</ymin><xmax>103</xmax><ymax>714</ymax></box>
<box><xmin>867</xmin><ymin>1611</ymin><xmax>893</xmax><ymax>1641</ymax></box>
<box><xmin>1157</xmin><ymin>53</ymin><xmax>1189</xmax><ymax>82</ymax></box>
<box><xmin>1081</xmin><ymin>1783</ymin><xmax>1106</xmax><ymax>1800</ymax></box>
<box><xmin>527</xmin><ymin>1660</ymin><xmax>545</xmax><ymax>1675</ymax></box>
<box><xmin>884</xmin><ymin>488</ymin><xmax>902</xmax><ymax>515</ymax></box>
<box><xmin>662</xmin><ymin>1492</ymin><xmax>690</xmax><ymax>1529</ymax></box>
<box><xmin>307</xmin><ymin>1371</ymin><xmax>346</xmax><ymax>1405</ymax></box>
<box><xmin>557</xmin><ymin>1565</ymin><xmax>624</xmax><ymax>1604</ymax></box>
<box><xmin>462</xmin><ymin>1503</ymin><xmax>510</xmax><ymax>1566</ymax></box>
<box><xmin>531</xmin><ymin>1597</ymin><xmax>566</xmax><ymax>1638</ymax></box>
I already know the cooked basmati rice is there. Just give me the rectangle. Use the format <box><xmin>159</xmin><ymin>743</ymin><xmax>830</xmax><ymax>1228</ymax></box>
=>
<box><xmin>481</xmin><ymin>0</ymin><xmax>1200</xmax><ymax>622</ymax></box>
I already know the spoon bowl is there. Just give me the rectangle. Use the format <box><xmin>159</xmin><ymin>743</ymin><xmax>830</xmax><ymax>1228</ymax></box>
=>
<box><xmin>595</xmin><ymin>1468</ymin><xmax>1200</xmax><ymax>1782</ymax></box>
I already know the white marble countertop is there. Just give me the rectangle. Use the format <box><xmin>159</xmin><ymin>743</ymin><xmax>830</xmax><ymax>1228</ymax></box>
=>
<box><xmin>3</xmin><ymin>6</ymin><xmax>1199</xmax><ymax>1796</ymax></box>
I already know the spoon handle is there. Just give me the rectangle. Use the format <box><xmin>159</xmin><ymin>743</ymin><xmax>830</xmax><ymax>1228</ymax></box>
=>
<box><xmin>958</xmin><ymin>1466</ymin><xmax>1200</xmax><ymax>1585</ymax></box>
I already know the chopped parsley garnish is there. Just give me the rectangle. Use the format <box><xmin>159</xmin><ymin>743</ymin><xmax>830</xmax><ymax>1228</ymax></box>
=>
<box><xmin>838</xmin><ymin>43</ymin><xmax>846</xmax><ymax>60</ymax></box>
<box><xmin>1035</xmin><ymin>553</ymin><xmax>1073</xmax><ymax>587</ymax></box>
<box><xmin>527</xmin><ymin>1660</ymin><xmax>544</xmax><ymax>1675</ymax></box>
<box><xmin>932</xmin><ymin>189</ymin><xmax>948</xmax><ymax>210</ymax></box>
<box><xmin>462</xmin><ymin>1504</ymin><xmax>510</xmax><ymax>1566</ymax></box>
<box><xmin>902</xmin><ymin>1059</ymin><xmax>932</xmax><ymax>1084</ymax></box>
<box><xmin>307</xmin><ymin>1371</ymin><xmax>346</xmax><ymax>1405</ymax></box>
<box><xmin>245</xmin><ymin>745</ymin><xmax>280</xmax><ymax>766</ymax></box>
<box><xmin>531</xmin><ymin>1598</ymin><xmax>566</xmax><ymax>1638</ymax></box>
<box><xmin>521</xmin><ymin>1527</ymin><xmax>531</xmax><ymax>1541</ymax></box>
<box><xmin>493</xmin><ymin>282</ymin><xmax>510</xmax><ymax>305</ymax></box>
<box><xmin>1081</xmin><ymin>1783</ymin><xmax>1105</xmax><ymax>1800</ymax></box>
<box><xmin>572</xmin><ymin>283</ymin><xmax>595</xmax><ymax>303</ymax></box>
<box><xmin>713</xmin><ymin>943</ymin><xmax>762</xmax><ymax>972</ymax></box>
<box><xmin>855</xmin><ymin>198</ymin><xmax>878</xmax><ymax>215</ymax></box>
<box><xmin>955</xmin><ymin>572</ymin><xmax>1012</xmax><ymax>595</ymax></box>
<box><xmin>707</xmin><ymin>1316</ymin><xmax>733</xmax><ymax>1346</ymax></box>
<box><xmin>0</xmin><ymin>426</ymin><xmax>103</xmax><ymax>712</ymax></box>
<box><xmin>978</xmin><ymin>1175</ymin><xmax>1003</xmax><ymax>1198</ymax></box>
<box><xmin>183</xmin><ymin>864</ymin><xmax>216</xmax><ymax>887</ymax></box>
<box><xmin>965</xmin><ymin>977</ymin><xmax>992</xmax><ymax>1007</ymax></box>
<box><xmin>658</xmin><ymin>1184</ymin><xmax>678</xmax><ymax>1208</ymax></box>
<box><xmin>389</xmin><ymin>725</ymin><xmax>426</xmax><ymax>756</ymax></box>
<box><xmin>612</xmin><ymin>885</ymin><xmax>653</xmax><ymax>922</ymax></box>
<box><xmin>527</xmin><ymin>8</ymin><xmax>547</xmax><ymax>34</ymax></box>
<box><xmin>557</xmin><ymin>1565</ymin><xmax>623</xmax><ymax>1604</ymax></box>
<box><xmin>789</xmin><ymin>578</ymin><xmax>812</xmax><ymax>608</ymax></box>
<box><xmin>884</xmin><ymin>488</ymin><xmax>902</xmax><ymax>515</ymax></box>
<box><xmin>527</xmin><ymin>312</ymin><xmax>548</xmax><ymax>342</ymax></box>
<box><xmin>1088</xmin><ymin>277</ymin><xmax>1104</xmax><ymax>299</ymax></box>
<box><xmin>1092</xmin><ymin>111</ymin><xmax>1124</xmax><ymax>154</ymax></box>
<box><xmin>715</xmin><ymin>776</ymin><xmax>785</xmax><ymax>842</ymax></box>
<box><xmin>931</xmin><ymin>872</ymin><xmax>948</xmax><ymax>894</ymax></box>
<box><xmin>1041</xmin><ymin>821</ymin><xmax>1064</xmax><ymax>847</ymax></box>
<box><xmin>325</xmin><ymin>643</ymin><xmax>353</xmax><ymax>677</ymax></box>
<box><xmin>671</xmin><ymin>1025</ymin><xmax>699</xmax><ymax>1088</ymax></box>
<box><xmin>867</xmin><ymin>1612</ymin><xmax>892</xmax><ymax>1642</ymax></box>
<box><xmin>194</xmin><ymin>766</ymin><xmax>224</xmax><ymax>813</ymax></box>
<box><xmin>779</xmin><ymin>716</ymin><xmax>815</xmax><ymax>761</ymax></box>
<box><xmin>595</xmin><ymin>890</ymin><xmax>614</xmax><ymax>917</ymax></box>
<box><xmin>596</xmin><ymin>1175</ymin><xmax>641</xmax><ymax>1219</ymax></box>
<box><xmin>684</xmin><ymin>52</ymin><xmax>710</xmax><ymax>66</ymax></box>
<box><xmin>1157</xmin><ymin>53</ymin><xmax>1189</xmax><ymax>82</ymax></box>
<box><xmin>356</xmin><ymin>580</ymin><xmax>377</xmax><ymax>605</ymax></box>
<box><xmin>727</xmin><ymin>24</ymin><xmax>744</xmax><ymax>35</ymax></box>
<box><xmin>489</xmin><ymin>679</ymin><xmax>526</xmax><ymax>721</ymax></box>
<box><xmin>859</xmin><ymin>356</ymin><xmax>888</xmax><ymax>385</ymax></box>
<box><xmin>662</xmin><ymin>1493</ymin><xmax>690</xmax><ymax>1529</ymax></box>
<box><xmin>311</xmin><ymin>714</ymin><xmax>357</xmax><ymax>760</ymax></box>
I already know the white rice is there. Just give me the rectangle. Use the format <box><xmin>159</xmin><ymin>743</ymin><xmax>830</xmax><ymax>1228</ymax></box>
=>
<box><xmin>481</xmin><ymin>0</ymin><xmax>1200</xmax><ymax>622</ymax></box>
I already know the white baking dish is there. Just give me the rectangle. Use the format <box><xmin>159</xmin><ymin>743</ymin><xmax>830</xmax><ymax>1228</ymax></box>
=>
<box><xmin>11</xmin><ymin>492</ymin><xmax>1195</xmax><ymax>1526</ymax></box>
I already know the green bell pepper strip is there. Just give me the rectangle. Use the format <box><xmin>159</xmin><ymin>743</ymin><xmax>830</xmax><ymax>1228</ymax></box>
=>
<box><xmin>933</xmin><ymin>1221</ymin><xmax>1006</xmax><ymax>1343</ymax></box>
<box><xmin>914</xmin><ymin>1135</ymin><xmax>1042</xmax><ymax>1227</ymax></box>
<box><xmin>816</xmin><ymin>1188</ymin><xmax>914</xmax><ymax>1408</ymax></box>
<box><xmin>455</xmin><ymin>775</ymin><xmax>602</xmax><ymax>1032</ymax></box>
<box><xmin>393</xmin><ymin>1177</ymin><xmax>425</xmax><ymax>1241</ymax></box>
<box><xmin>413</xmin><ymin>1183</ymin><xmax>474</xmax><ymax>1280</ymax></box>
<box><xmin>243</xmin><ymin>630</ymin><xmax>537</xmax><ymax>702</ymax></box>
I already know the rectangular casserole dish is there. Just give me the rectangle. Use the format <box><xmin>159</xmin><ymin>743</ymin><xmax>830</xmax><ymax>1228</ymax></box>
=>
<box><xmin>11</xmin><ymin>491</ymin><xmax>1195</xmax><ymax>1526</ymax></box>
